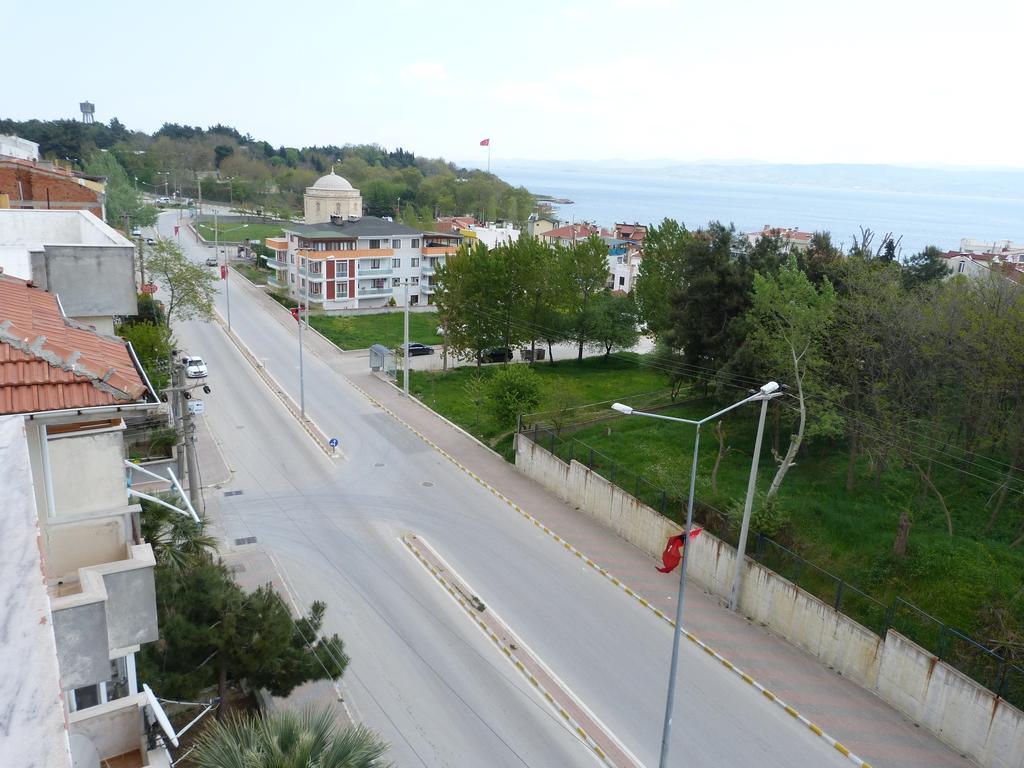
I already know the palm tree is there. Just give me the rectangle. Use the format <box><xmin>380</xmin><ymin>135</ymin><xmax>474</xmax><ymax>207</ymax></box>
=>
<box><xmin>190</xmin><ymin>707</ymin><xmax>389</xmax><ymax>768</ymax></box>
<box><xmin>140</xmin><ymin>496</ymin><xmax>218</xmax><ymax>573</ymax></box>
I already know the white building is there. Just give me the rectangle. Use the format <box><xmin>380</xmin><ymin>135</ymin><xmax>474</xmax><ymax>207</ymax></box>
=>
<box><xmin>0</xmin><ymin>275</ymin><xmax>167</xmax><ymax>768</ymax></box>
<box><xmin>465</xmin><ymin>221</ymin><xmax>520</xmax><ymax>250</ymax></box>
<box><xmin>266</xmin><ymin>217</ymin><xmax>461</xmax><ymax>309</ymax></box>
<box><xmin>959</xmin><ymin>237</ymin><xmax>1024</xmax><ymax>264</ymax></box>
<box><xmin>746</xmin><ymin>225</ymin><xmax>814</xmax><ymax>253</ymax></box>
<box><xmin>0</xmin><ymin>133</ymin><xmax>40</xmax><ymax>161</ymax></box>
<box><xmin>303</xmin><ymin>170</ymin><xmax>363</xmax><ymax>224</ymax></box>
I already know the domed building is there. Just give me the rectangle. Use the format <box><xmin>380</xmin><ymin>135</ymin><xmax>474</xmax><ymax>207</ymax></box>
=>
<box><xmin>303</xmin><ymin>169</ymin><xmax>362</xmax><ymax>224</ymax></box>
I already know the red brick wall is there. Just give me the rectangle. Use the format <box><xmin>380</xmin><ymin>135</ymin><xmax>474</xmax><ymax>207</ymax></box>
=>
<box><xmin>0</xmin><ymin>162</ymin><xmax>104</xmax><ymax>220</ymax></box>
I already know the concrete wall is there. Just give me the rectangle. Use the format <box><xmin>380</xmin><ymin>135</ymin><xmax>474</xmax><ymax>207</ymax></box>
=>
<box><xmin>51</xmin><ymin>599</ymin><xmax>109</xmax><ymax>689</ymax></box>
<box><xmin>515</xmin><ymin>434</ymin><xmax>1024</xmax><ymax>768</ymax></box>
<box><xmin>37</xmin><ymin>243</ymin><xmax>137</xmax><ymax>318</ymax></box>
<box><xmin>69</xmin><ymin>694</ymin><xmax>144</xmax><ymax>761</ymax></box>
<box><xmin>48</xmin><ymin>429</ymin><xmax>128</xmax><ymax>517</ymax></box>
<box><xmin>102</xmin><ymin>545</ymin><xmax>159</xmax><ymax>650</ymax></box>
<box><xmin>45</xmin><ymin>515</ymin><xmax>129</xmax><ymax>581</ymax></box>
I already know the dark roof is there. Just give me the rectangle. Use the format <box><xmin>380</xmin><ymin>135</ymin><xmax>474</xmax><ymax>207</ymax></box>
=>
<box><xmin>285</xmin><ymin>216</ymin><xmax>423</xmax><ymax>239</ymax></box>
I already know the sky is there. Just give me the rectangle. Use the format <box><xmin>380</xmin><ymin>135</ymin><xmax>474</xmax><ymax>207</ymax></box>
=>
<box><xmin>5</xmin><ymin>0</ymin><xmax>1023</xmax><ymax>167</ymax></box>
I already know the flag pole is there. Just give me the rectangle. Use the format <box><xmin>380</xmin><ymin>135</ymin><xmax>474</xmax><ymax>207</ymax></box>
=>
<box><xmin>487</xmin><ymin>142</ymin><xmax>491</xmax><ymax>174</ymax></box>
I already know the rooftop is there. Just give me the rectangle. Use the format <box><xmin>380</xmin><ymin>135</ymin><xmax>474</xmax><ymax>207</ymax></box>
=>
<box><xmin>0</xmin><ymin>209</ymin><xmax>133</xmax><ymax>248</ymax></box>
<box><xmin>285</xmin><ymin>215</ymin><xmax>423</xmax><ymax>239</ymax></box>
<box><xmin>0</xmin><ymin>275</ymin><xmax>150</xmax><ymax>414</ymax></box>
<box><xmin>541</xmin><ymin>223</ymin><xmax>600</xmax><ymax>240</ymax></box>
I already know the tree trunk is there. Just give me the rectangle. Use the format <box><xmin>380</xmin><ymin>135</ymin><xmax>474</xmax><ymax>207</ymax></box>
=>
<box><xmin>766</xmin><ymin>347</ymin><xmax>806</xmax><ymax>502</ymax></box>
<box><xmin>547</xmin><ymin>339</ymin><xmax>555</xmax><ymax>364</ymax></box>
<box><xmin>216</xmin><ymin>664</ymin><xmax>229</xmax><ymax>720</ymax></box>
<box><xmin>892</xmin><ymin>510</ymin><xmax>911</xmax><ymax>557</ymax></box>
<box><xmin>711</xmin><ymin>421</ymin><xmax>729</xmax><ymax>497</ymax></box>
<box><xmin>845</xmin><ymin>428</ymin><xmax>858</xmax><ymax>492</ymax></box>
<box><xmin>911</xmin><ymin>459</ymin><xmax>953</xmax><ymax>537</ymax></box>
<box><xmin>985</xmin><ymin>439</ymin><xmax>1021</xmax><ymax>533</ymax></box>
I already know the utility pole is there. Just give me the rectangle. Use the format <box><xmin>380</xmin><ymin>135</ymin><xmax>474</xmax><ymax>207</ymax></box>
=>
<box><xmin>403</xmin><ymin>278</ymin><xmax>410</xmax><ymax>397</ymax></box>
<box><xmin>137</xmin><ymin>233</ymin><xmax>146</xmax><ymax>290</ymax></box>
<box><xmin>178</xmin><ymin>362</ymin><xmax>202</xmax><ymax>512</ymax></box>
<box><xmin>169</xmin><ymin>352</ymin><xmax>184</xmax><ymax>481</ymax></box>
<box><xmin>298</xmin><ymin>285</ymin><xmax>306</xmax><ymax>419</ymax></box>
<box><xmin>214</xmin><ymin>211</ymin><xmax>232</xmax><ymax>331</ymax></box>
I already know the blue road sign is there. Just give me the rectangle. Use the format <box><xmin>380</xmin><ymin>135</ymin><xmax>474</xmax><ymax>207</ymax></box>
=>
<box><xmin>329</xmin><ymin>437</ymin><xmax>339</xmax><ymax>448</ymax></box>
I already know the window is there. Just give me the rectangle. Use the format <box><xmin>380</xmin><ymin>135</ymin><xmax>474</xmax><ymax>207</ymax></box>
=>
<box><xmin>392</xmin><ymin>277</ymin><xmax>401</xmax><ymax>287</ymax></box>
<box><xmin>336</xmin><ymin>261</ymin><xmax>348</xmax><ymax>277</ymax></box>
<box><xmin>392</xmin><ymin>239</ymin><xmax>401</xmax><ymax>248</ymax></box>
<box><xmin>336</xmin><ymin>281</ymin><xmax>347</xmax><ymax>295</ymax></box>
<box><xmin>392</xmin><ymin>258</ymin><xmax>401</xmax><ymax>268</ymax></box>
<box><xmin>958</xmin><ymin>261</ymin><xmax>965</xmax><ymax>273</ymax></box>
<box><xmin>290</xmin><ymin>273</ymin><xmax>295</xmax><ymax>283</ymax></box>
<box><xmin>369</xmin><ymin>239</ymin><xmax>381</xmax><ymax>249</ymax></box>
<box><xmin>411</xmin><ymin>257</ymin><xmax>420</xmax><ymax>267</ymax></box>
<box><xmin>412</xmin><ymin>238</ymin><xmax>421</xmax><ymax>248</ymax></box>
<box><xmin>290</xmin><ymin>254</ymin><xmax>295</xmax><ymax>264</ymax></box>
<box><xmin>370</xmin><ymin>259</ymin><xmax>381</xmax><ymax>270</ymax></box>
<box><xmin>411</xmin><ymin>277</ymin><xmax>419</xmax><ymax>286</ymax></box>
<box><xmin>619</xmin><ymin>276</ymin><xmax>625</xmax><ymax>287</ymax></box>
<box><xmin>372</xmin><ymin>278</ymin><xmax>386</xmax><ymax>289</ymax></box>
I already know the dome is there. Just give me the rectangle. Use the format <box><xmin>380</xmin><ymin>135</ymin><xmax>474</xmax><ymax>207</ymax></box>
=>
<box><xmin>311</xmin><ymin>171</ymin><xmax>354</xmax><ymax>191</ymax></box>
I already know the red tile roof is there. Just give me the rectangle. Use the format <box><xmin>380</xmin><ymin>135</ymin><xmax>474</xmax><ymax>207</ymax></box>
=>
<box><xmin>0</xmin><ymin>276</ymin><xmax>149</xmax><ymax>415</ymax></box>
<box><xmin>749</xmin><ymin>225</ymin><xmax>813</xmax><ymax>242</ymax></box>
<box><xmin>541</xmin><ymin>223</ymin><xmax>600</xmax><ymax>241</ymax></box>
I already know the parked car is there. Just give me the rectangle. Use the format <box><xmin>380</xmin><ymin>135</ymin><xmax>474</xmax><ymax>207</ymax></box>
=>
<box><xmin>478</xmin><ymin>347</ymin><xmax>513</xmax><ymax>363</ymax></box>
<box><xmin>401</xmin><ymin>342</ymin><xmax>435</xmax><ymax>357</ymax></box>
<box><xmin>145</xmin><ymin>237</ymin><xmax>156</xmax><ymax>245</ymax></box>
<box><xmin>205</xmin><ymin>255</ymin><xmax>219</xmax><ymax>267</ymax></box>
<box><xmin>183</xmin><ymin>355</ymin><xmax>208</xmax><ymax>378</ymax></box>
<box><xmin>131</xmin><ymin>226</ymin><xmax>143</xmax><ymax>237</ymax></box>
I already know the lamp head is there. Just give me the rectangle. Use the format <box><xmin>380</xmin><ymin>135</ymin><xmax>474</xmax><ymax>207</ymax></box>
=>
<box><xmin>611</xmin><ymin>402</ymin><xmax>633</xmax><ymax>415</ymax></box>
<box><xmin>760</xmin><ymin>381</ymin><xmax>780</xmax><ymax>395</ymax></box>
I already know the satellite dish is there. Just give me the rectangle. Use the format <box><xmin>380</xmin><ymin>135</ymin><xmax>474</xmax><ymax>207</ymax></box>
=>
<box><xmin>70</xmin><ymin>734</ymin><xmax>100</xmax><ymax>768</ymax></box>
<box><xmin>143</xmin><ymin>683</ymin><xmax>179</xmax><ymax>747</ymax></box>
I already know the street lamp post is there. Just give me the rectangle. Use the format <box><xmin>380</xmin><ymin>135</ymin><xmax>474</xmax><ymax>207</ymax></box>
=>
<box><xmin>610</xmin><ymin>380</ymin><xmax>779</xmax><ymax>768</ymax></box>
<box><xmin>403</xmin><ymin>278</ymin><xmax>410</xmax><ymax>398</ymax></box>
<box><xmin>212</xmin><ymin>212</ymin><xmax>247</xmax><ymax>333</ymax></box>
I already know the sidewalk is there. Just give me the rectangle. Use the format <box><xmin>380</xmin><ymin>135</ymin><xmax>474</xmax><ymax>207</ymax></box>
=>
<box><xmin>338</xmin><ymin>369</ymin><xmax>971</xmax><ymax>768</ymax></box>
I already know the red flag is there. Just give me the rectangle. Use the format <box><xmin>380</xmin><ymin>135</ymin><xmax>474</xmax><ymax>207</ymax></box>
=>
<box><xmin>656</xmin><ymin>528</ymin><xmax>703</xmax><ymax>574</ymax></box>
<box><xmin>220</xmin><ymin>265</ymin><xmax>228</xmax><ymax>280</ymax></box>
<box><xmin>479</xmin><ymin>138</ymin><xmax>490</xmax><ymax>146</ymax></box>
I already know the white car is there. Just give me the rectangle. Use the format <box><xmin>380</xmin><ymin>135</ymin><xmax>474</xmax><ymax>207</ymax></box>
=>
<box><xmin>183</xmin><ymin>355</ymin><xmax>208</xmax><ymax>378</ymax></box>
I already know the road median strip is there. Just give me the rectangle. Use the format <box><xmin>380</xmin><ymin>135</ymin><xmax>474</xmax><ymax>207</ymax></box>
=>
<box><xmin>401</xmin><ymin>533</ymin><xmax>642</xmax><ymax>768</ymax></box>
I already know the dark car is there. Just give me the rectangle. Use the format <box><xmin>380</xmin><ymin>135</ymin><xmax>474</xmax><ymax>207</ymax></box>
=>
<box><xmin>478</xmin><ymin>347</ymin><xmax>513</xmax><ymax>363</ymax></box>
<box><xmin>401</xmin><ymin>342</ymin><xmax>435</xmax><ymax>357</ymax></box>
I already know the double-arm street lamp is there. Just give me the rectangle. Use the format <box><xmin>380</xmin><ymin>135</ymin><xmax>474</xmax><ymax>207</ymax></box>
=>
<box><xmin>610</xmin><ymin>380</ymin><xmax>781</xmax><ymax>768</ymax></box>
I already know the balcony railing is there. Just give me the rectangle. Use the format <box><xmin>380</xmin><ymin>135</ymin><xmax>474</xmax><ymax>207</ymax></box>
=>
<box><xmin>420</xmin><ymin>265</ymin><xmax>436</xmax><ymax>276</ymax></box>
<box><xmin>358</xmin><ymin>287</ymin><xmax>393</xmax><ymax>296</ymax></box>
<box><xmin>422</xmin><ymin>283</ymin><xmax>437</xmax><ymax>293</ymax></box>
<box><xmin>267</xmin><ymin>259</ymin><xmax>288</xmax><ymax>270</ymax></box>
<box><xmin>358</xmin><ymin>266</ymin><xmax>394</xmax><ymax>276</ymax></box>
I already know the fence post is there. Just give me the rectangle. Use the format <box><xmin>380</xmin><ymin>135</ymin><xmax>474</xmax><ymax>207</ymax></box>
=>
<box><xmin>659</xmin><ymin>490</ymin><xmax>667</xmax><ymax>515</ymax></box>
<box><xmin>755</xmin><ymin>532</ymin><xmax>764</xmax><ymax>562</ymax></box>
<box><xmin>883</xmin><ymin>597</ymin><xmax>897</xmax><ymax>638</ymax></box>
<box><xmin>533</xmin><ymin>425</ymin><xmax>539</xmax><ymax>444</ymax></box>
<box><xmin>611</xmin><ymin>462</ymin><xmax>617</xmax><ymax>484</ymax></box>
<box><xmin>834</xmin><ymin>580</ymin><xmax>845</xmax><ymax>611</ymax></box>
<box><xmin>588</xmin><ymin>448</ymin><xmax>595</xmax><ymax>469</ymax></box>
<box><xmin>937</xmin><ymin>624</ymin><xmax>949</xmax><ymax>661</ymax></box>
<box><xmin>567</xmin><ymin>442</ymin><xmax>575</xmax><ymax>464</ymax></box>
<box><xmin>550</xmin><ymin>432</ymin><xmax>556</xmax><ymax>454</ymax></box>
<box><xmin>634</xmin><ymin>474</ymin><xmax>641</xmax><ymax>498</ymax></box>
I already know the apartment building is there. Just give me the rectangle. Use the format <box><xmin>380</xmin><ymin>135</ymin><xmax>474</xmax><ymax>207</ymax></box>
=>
<box><xmin>0</xmin><ymin>275</ymin><xmax>167</xmax><ymax>768</ymax></box>
<box><xmin>0</xmin><ymin>135</ymin><xmax>107</xmax><ymax>220</ymax></box>
<box><xmin>265</xmin><ymin>215</ymin><xmax>461</xmax><ymax>309</ymax></box>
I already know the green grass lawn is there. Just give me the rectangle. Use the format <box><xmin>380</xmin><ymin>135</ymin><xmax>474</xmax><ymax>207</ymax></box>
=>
<box><xmin>230</xmin><ymin>261</ymin><xmax>269</xmax><ymax>285</ymax></box>
<box><xmin>310</xmin><ymin>311</ymin><xmax>443</xmax><ymax>350</ymax></box>
<box><xmin>404</xmin><ymin>356</ymin><xmax>1024</xmax><ymax>683</ymax></box>
<box><xmin>196</xmin><ymin>221</ymin><xmax>284</xmax><ymax>242</ymax></box>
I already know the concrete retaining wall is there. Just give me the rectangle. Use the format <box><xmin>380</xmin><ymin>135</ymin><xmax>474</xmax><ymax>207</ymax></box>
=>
<box><xmin>515</xmin><ymin>434</ymin><xmax>1024</xmax><ymax>768</ymax></box>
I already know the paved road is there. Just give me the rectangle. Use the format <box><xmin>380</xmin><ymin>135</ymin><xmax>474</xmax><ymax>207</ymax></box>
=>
<box><xmin>159</xmin><ymin>211</ymin><xmax>860</xmax><ymax>768</ymax></box>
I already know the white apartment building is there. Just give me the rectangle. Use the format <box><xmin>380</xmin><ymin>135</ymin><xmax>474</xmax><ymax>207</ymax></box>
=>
<box><xmin>959</xmin><ymin>237</ymin><xmax>1024</xmax><ymax>263</ymax></box>
<box><xmin>265</xmin><ymin>216</ymin><xmax>461</xmax><ymax>309</ymax></box>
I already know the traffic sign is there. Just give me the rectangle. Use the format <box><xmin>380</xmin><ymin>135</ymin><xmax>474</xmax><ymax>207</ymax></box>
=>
<box><xmin>141</xmin><ymin>283</ymin><xmax>158</xmax><ymax>294</ymax></box>
<box><xmin>187</xmin><ymin>399</ymin><xmax>205</xmax><ymax>415</ymax></box>
<box><xmin>329</xmin><ymin>437</ymin><xmax>339</xmax><ymax>448</ymax></box>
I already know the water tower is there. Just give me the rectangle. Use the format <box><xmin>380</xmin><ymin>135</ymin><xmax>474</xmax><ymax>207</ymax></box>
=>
<box><xmin>80</xmin><ymin>101</ymin><xmax>95</xmax><ymax>124</ymax></box>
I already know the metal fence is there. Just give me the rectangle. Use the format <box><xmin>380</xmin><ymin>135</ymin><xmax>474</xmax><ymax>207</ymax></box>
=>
<box><xmin>518</xmin><ymin>424</ymin><xmax>1024</xmax><ymax>710</ymax></box>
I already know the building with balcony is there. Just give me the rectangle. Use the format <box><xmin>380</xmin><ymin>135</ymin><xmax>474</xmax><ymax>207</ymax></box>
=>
<box><xmin>266</xmin><ymin>216</ymin><xmax>461</xmax><ymax>309</ymax></box>
<box><xmin>0</xmin><ymin>209</ymin><xmax>138</xmax><ymax>335</ymax></box>
<box><xmin>0</xmin><ymin>274</ymin><xmax>167</xmax><ymax>768</ymax></box>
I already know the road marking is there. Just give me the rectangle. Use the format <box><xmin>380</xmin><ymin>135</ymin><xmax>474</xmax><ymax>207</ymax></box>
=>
<box><xmin>401</xmin><ymin>533</ymin><xmax>643</xmax><ymax>768</ymax></box>
<box><xmin>348</xmin><ymin>380</ymin><xmax>874</xmax><ymax>768</ymax></box>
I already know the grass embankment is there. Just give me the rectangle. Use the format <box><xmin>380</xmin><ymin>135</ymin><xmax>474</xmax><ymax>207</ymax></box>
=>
<box><xmin>310</xmin><ymin>311</ymin><xmax>443</xmax><ymax>350</ymax></box>
<box><xmin>230</xmin><ymin>260</ymin><xmax>269</xmax><ymax>285</ymax></box>
<box><xmin>406</xmin><ymin>355</ymin><xmax>1024</xmax><ymax>684</ymax></box>
<box><xmin>196</xmin><ymin>222</ymin><xmax>284</xmax><ymax>242</ymax></box>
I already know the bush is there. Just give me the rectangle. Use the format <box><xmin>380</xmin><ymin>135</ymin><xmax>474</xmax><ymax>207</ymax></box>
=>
<box><xmin>727</xmin><ymin>493</ymin><xmax>791</xmax><ymax>539</ymax></box>
<box><xmin>116</xmin><ymin>321</ymin><xmax>173</xmax><ymax>392</ymax></box>
<box><xmin>486</xmin><ymin>365</ymin><xmax>541</xmax><ymax>426</ymax></box>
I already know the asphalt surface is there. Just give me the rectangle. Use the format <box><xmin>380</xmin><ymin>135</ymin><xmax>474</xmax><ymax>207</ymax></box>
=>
<box><xmin>158</xmin><ymin>212</ymin><xmax>861</xmax><ymax>768</ymax></box>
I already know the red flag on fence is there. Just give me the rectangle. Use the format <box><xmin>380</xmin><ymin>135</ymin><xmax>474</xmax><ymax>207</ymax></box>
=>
<box><xmin>656</xmin><ymin>528</ymin><xmax>703</xmax><ymax>574</ymax></box>
<box><xmin>479</xmin><ymin>138</ymin><xmax>490</xmax><ymax>146</ymax></box>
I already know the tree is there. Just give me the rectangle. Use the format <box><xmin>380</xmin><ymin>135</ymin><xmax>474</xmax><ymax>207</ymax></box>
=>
<box><xmin>633</xmin><ymin>219</ymin><xmax>690</xmax><ymax>337</ymax></box>
<box><xmin>487</xmin><ymin>364</ymin><xmax>542</xmax><ymax>426</ymax></box>
<box><xmin>146</xmin><ymin>237</ymin><xmax>216</xmax><ymax>326</ymax></box>
<box><xmin>747</xmin><ymin>255</ymin><xmax>837</xmax><ymax>501</ymax></box>
<box><xmin>139</xmin><ymin>497</ymin><xmax>217</xmax><ymax>574</ymax></box>
<box><xmin>116</xmin><ymin>320</ymin><xmax>173</xmax><ymax>392</ymax></box>
<box><xmin>141</xmin><ymin>559</ymin><xmax>348</xmax><ymax>711</ymax></box>
<box><xmin>902</xmin><ymin>245</ymin><xmax>950</xmax><ymax>290</ymax></box>
<box><xmin>563</xmin><ymin>235</ymin><xmax>610</xmax><ymax>361</ymax></box>
<box><xmin>84</xmin><ymin>151</ymin><xmax>156</xmax><ymax>229</ymax></box>
<box><xmin>435</xmin><ymin>241</ymin><xmax>504</xmax><ymax>363</ymax></box>
<box><xmin>587</xmin><ymin>291</ymin><xmax>640</xmax><ymax>357</ymax></box>
<box><xmin>191</xmin><ymin>707</ymin><xmax>388</xmax><ymax>768</ymax></box>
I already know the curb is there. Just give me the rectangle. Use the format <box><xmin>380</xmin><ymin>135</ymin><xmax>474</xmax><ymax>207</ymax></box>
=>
<box><xmin>344</xmin><ymin>378</ymin><xmax>875</xmax><ymax>768</ymax></box>
<box><xmin>211</xmin><ymin>308</ymin><xmax>339</xmax><ymax>459</ymax></box>
<box><xmin>402</xmin><ymin>534</ymin><xmax>627</xmax><ymax>768</ymax></box>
